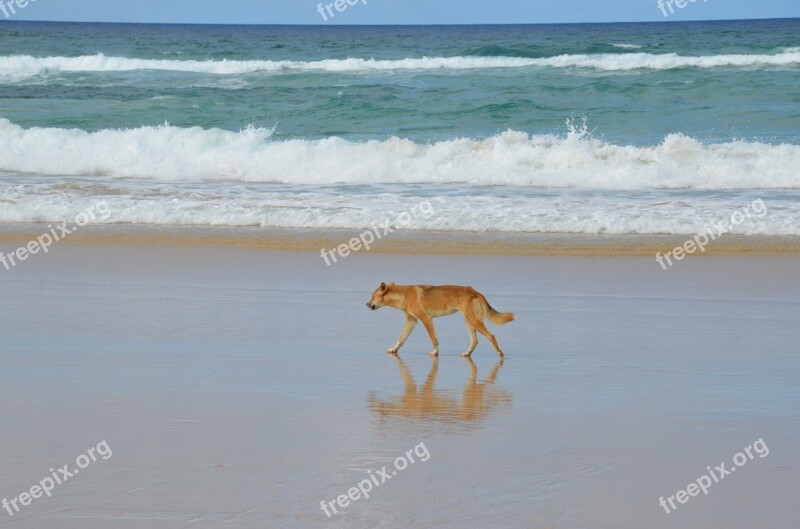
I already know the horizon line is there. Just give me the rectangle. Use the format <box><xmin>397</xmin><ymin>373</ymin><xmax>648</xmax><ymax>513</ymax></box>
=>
<box><xmin>2</xmin><ymin>16</ymin><xmax>798</xmax><ymax>26</ymax></box>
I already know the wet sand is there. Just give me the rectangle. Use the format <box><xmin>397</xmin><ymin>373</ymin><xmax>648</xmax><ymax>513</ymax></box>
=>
<box><xmin>1</xmin><ymin>243</ymin><xmax>798</xmax><ymax>528</ymax></box>
<box><xmin>2</xmin><ymin>223</ymin><xmax>800</xmax><ymax>256</ymax></box>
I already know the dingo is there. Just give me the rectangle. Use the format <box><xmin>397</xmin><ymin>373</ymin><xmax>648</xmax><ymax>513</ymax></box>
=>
<box><xmin>366</xmin><ymin>283</ymin><xmax>515</xmax><ymax>357</ymax></box>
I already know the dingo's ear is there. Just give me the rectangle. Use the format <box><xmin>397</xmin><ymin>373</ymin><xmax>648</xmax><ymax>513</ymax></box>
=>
<box><xmin>389</xmin><ymin>282</ymin><xmax>395</xmax><ymax>286</ymax></box>
<box><xmin>380</xmin><ymin>282</ymin><xmax>387</xmax><ymax>291</ymax></box>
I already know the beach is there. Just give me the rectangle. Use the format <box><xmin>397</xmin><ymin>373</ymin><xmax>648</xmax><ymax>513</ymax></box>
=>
<box><xmin>2</xmin><ymin>16</ymin><xmax>800</xmax><ymax>529</ymax></box>
<box><xmin>1</xmin><ymin>239</ymin><xmax>798</xmax><ymax>528</ymax></box>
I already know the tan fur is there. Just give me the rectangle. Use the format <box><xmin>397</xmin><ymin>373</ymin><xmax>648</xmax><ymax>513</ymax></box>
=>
<box><xmin>366</xmin><ymin>282</ymin><xmax>515</xmax><ymax>357</ymax></box>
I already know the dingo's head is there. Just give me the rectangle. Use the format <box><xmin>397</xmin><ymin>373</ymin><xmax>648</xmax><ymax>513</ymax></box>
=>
<box><xmin>367</xmin><ymin>282</ymin><xmax>392</xmax><ymax>310</ymax></box>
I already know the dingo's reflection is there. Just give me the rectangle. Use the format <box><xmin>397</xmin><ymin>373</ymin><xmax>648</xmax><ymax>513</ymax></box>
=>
<box><xmin>369</xmin><ymin>356</ymin><xmax>511</xmax><ymax>423</ymax></box>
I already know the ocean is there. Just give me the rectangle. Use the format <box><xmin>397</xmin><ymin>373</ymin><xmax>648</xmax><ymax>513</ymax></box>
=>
<box><xmin>1</xmin><ymin>19</ymin><xmax>799</xmax><ymax>235</ymax></box>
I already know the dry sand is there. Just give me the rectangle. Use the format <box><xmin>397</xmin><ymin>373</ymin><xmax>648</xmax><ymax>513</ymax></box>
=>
<box><xmin>1</xmin><ymin>240</ymin><xmax>798</xmax><ymax>528</ymax></box>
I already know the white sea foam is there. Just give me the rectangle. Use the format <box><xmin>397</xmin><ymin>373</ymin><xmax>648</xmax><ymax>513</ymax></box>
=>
<box><xmin>1</xmin><ymin>49</ymin><xmax>798</xmax><ymax>81</ymax></box>
<box><xmin>1</xmin><ymin>117</ymin><xmax>797</xmax><ymax>235</ymax></box>
<box><xmin>1</xmin><ymin>118</ymin><xmax>799</xmax><ymax>190</ymax></box>
<box><xmin>1</xmin><ymin>184</ymin><xmax>797</xmax><ymax>236</ymax></box>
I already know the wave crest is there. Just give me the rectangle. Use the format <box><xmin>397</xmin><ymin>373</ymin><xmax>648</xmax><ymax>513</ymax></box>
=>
<box><xmin>1</xmin><ymin>49</ymin><xmax>799</xmax><ymax>81</ymax></box>
<box><xmin>1</xmin><ymin>118</ymin><xmax>798</xmax><ymax>190</ymax></box>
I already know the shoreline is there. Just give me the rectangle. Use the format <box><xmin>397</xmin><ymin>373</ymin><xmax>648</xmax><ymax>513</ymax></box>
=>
<box><xmin>2</xmin><ymin>223</ymin><xmax>800</xmax><ymax>256</ymax></box>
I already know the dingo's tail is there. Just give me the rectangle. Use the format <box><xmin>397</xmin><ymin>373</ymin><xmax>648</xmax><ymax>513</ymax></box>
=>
<box><xmin>481</xmin><ymin>296</ymin><xmax>515</xmax><ymax>325</ymax></box>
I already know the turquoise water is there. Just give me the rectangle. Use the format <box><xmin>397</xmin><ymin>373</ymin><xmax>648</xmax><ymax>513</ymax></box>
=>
<box><xmin>1</xmin><ymin>19</ymin><xmax>799</xmax><ymax>234</ymax></box>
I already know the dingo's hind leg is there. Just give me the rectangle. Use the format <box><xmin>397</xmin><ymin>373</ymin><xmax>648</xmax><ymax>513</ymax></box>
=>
<box><xmin>462</xmin><ymin>317</ymin><xmax>478</xmax><ymax>357</ymax></box>
<box><xmin>466</xmin><ymin>300</ymin><xmax>503</xmax><ymax>357</ymax></box>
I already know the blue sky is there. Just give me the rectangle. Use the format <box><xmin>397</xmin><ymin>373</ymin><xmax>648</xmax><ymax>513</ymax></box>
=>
<box><xmin>2</xmin><ymin>0</ymin><xmax>799</xmax><ymax>24</ymax></box>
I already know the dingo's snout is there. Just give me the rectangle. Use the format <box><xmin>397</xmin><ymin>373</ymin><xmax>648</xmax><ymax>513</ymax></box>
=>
<box><xmin>367</xmin><ymin>282</ymin><xmax>389</xmax><ymax>310</ymax></box>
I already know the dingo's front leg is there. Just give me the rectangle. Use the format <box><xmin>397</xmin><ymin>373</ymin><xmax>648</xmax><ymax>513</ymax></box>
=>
<box><xmin>417</xmin><ymin>314</ymin><xmax>440</xmax><ymax>356</ymax></box>
<box><xmin>388</xmin><ymin>315</ymin><xmax>417</xmax><ymax>354</ymax></box>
